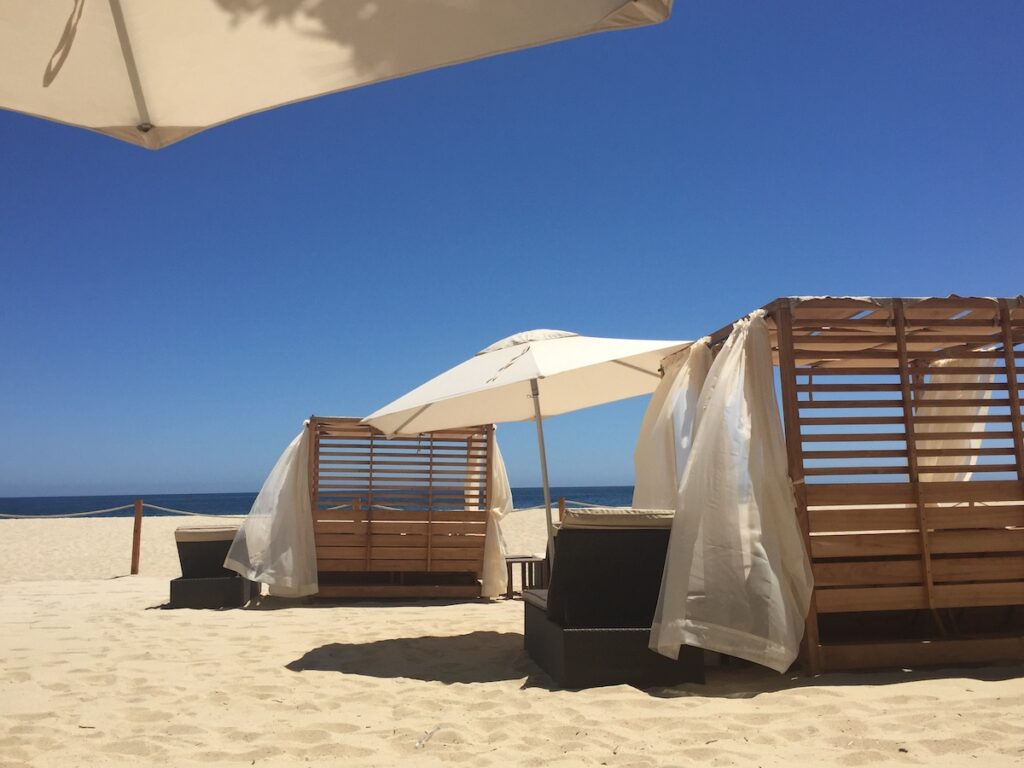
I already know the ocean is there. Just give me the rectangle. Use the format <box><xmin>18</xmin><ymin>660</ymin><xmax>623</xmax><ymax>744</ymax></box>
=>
<box><xmin>0</xmin><ymin>486</ymin><xmax>635</xmax><ymax>518</ymax></box>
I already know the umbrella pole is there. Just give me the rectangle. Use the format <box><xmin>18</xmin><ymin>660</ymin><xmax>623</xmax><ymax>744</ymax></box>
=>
<box><xmin>530</xmin><ymin>379</ymin><xmax>555</xmax><ymax>553</ymax></box>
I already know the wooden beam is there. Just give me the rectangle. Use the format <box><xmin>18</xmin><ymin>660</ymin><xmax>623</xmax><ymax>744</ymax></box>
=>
<box><xmin>894</xmin><ymin>300</ymin><xmax>939</xmax><ymax>622</ymax></box>
<box><xmin>819</xmin><ymin>637</ymin><xmax>1024</xmax><ymax>672</ymax></box>
<box><xmin>773</xmin><ymin>300</ymin><xmax>823</xmax><ymax>674</ymax></box>
<box><xmin>998</xmin><ymin>299</ymin><xmax>1024</xmax><ymax>481</ymax></box>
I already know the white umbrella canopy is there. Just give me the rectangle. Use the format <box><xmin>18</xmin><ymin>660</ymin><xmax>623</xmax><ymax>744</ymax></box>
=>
<box><xmin>1</xmin><ymin>0</ymin><xmax>673</xmax><ymax>150</ymax></box>
<box><xmin>366</xmin><ymin>330</ymin><xmax>690</xmax><ymax>435</ymax></box>
<box><xmin>364</xmin><ymin>330</ymin><xmax>690</xmax><ymax>544</ymax></box>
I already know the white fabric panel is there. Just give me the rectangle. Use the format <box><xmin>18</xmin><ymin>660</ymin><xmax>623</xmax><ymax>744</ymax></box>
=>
<box><xmin>481</xmin><ymin>440</ymin><xmax>514</xmax><ymax>598</ymax></box>
<box><xmin>1</xmin><ymin>1</ymin><xmax>671</xmax><ymax>148</ymax></box>
<box><xmin>650</xmin><ymin>312</ymin><xmax>814</xmax><ymax>673</ymax></box>
<box><xmin>224</xmin><ymin>425</ymin><xmax>317</xmax><ymax>598</ymax></box>
<box><xmin>633</xmin><ymin>341</ymin><xmax>711</xmax><ymax>509</ymax></box>
<box><xmin>915</xmin><ymin>358</ymin><xmax>996</xmax><ymax>481</ymax></box>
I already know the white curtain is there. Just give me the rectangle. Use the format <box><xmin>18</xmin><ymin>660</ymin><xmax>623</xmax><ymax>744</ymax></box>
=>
<box><xmin>916</xmin><ymin>358</ymin><xmax>996</xmax><ymax>481</ymax></box>
<box><xmin>633</xmin><ymin>341</ymin><xmax>711</xmax><ymax>510</ymax></box>
<box><xmin>481</xmin><ymin>440</ymin><xmax>514</xmax><ymax>598</ymax></box>
<box><xmin>225</xmin><ymin>424</ymin><xmax>318</xmax><ymax>597</ymax></box>
<box><xmin>650</xmin><ymin>311</ymin><xmax>814</xmax><ymax>673</ymax></box>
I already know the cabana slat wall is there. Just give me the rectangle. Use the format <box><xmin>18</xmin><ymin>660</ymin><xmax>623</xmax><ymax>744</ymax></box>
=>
<box><xmin>718</xmin><ymin>297</ymin><xmax>1024</xmax><ymax>673</ymax></box>
<box><xmin>308</xmin><ymin>417</ymin><xmax>494</xmax><ymax>598</ymax></box>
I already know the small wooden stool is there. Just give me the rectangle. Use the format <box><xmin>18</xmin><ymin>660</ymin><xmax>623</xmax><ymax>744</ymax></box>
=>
<box><xmin>504</xmin><ymin>554</ymin><xmax>548</xmax><ymax>599</ymax></box>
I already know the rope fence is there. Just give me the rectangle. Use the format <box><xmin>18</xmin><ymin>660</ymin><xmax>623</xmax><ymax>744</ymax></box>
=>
<box><xmin>0</xmin><ymin>499</ymin><xmax>247</xmax><ymax>575</ymax></box>
<box><xmin>0</xmin><ymin>504</ymin><xmax>135</xmax><ymax>519</ymax></box>
<box><xmin>0</xmin><ymin>495</ymin><xmax>599</xmax><ymax>575</ymax></box>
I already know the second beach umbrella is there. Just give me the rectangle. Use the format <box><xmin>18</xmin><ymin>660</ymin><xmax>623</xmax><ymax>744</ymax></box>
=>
<box><xmin>364</xmin><ymin>330</ymin><xmax>690</xmax><ymax>544</ymax></box>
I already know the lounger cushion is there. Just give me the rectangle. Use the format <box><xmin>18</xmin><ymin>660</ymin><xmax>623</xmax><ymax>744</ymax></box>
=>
<box><xmin>175</xmin><ymin>525</ymin><xmax>241</xmax><ymax>543</ymax></box>
<box><xmin>559</xmin><ymin>507</ymin><xmax>673</xmax><ymax>530</ymax></box>
<box><xmin>523</xmin><ymin>588</ymin><xmax>548</xmax><ymax>612</ymax></box>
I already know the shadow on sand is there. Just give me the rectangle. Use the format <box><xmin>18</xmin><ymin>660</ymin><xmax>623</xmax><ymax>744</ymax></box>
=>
<box><xmin>287</xmin><ymin>631</ymin><xmax>1024</xmax><ymax>695</ymax></box>
<box><xmin>648</xmin><ymin>659</ymin><xmax>1024</xmax><ymax>700</ymax></box>
<box><xmin>286</xmin><ymin>630</ymin><xmax>551</xmax><ymax>686</ymax></box>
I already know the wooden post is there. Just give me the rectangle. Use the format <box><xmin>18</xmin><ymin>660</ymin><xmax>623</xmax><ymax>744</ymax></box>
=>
<box><xmin>998</xmin><ymin>299</ymin><xmax>1024</xmax><ymax>480</ymax></box>
<box><xmin>558</xmin><ymin>497</ymin><xmax>566</xmax><ymax>521</ymax></box>
<box><xmin>893</xmin><ymin>299</ymin><xmax>941</xmax><ymax>630</ymax></box>
<box><xmin>307</xmin><ymin>417</ymin><xmax>317</xmax><ymax>518</ymax></box>
<box><xmin>774</xmin><ymin>301</ymin><xmax>823</xmax><ymax>674</ymax></box>
<box><xmin>426</xmin><ymin>433</ymin><xmax>435</xmax><ymax>573</ymax></box>
<box><xmin>130</xmin><ymin>498</ymin><xmax>143</xmax><ymax>575</ymax></box>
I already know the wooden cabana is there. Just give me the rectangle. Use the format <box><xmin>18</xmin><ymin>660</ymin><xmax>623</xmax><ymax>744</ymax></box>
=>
<box><xmin>307</xmin><ymin>416</ymin><xmax>495</xmax><ymax>599</ymax></box>
<box><xmin>704</xmin><ymin>296</ymin><xmax>1024</xmax><ymax>673</ymax></box>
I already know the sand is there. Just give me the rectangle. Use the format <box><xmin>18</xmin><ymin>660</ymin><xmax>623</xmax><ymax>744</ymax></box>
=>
<box><xmin>1</xmin><ymin>511</ymin><xmax>1023</xmax><ymax>767</ymax></box>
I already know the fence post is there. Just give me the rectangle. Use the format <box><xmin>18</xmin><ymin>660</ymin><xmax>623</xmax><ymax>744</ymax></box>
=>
<box><xmin>130</xmin><ymin>499</ymin><xmax>143</xmax><ymax>575</ymax></box>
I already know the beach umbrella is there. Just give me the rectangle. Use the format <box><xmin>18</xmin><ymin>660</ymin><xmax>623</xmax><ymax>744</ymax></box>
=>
<box><xmin>364</xmin><ymin>330</ymin><xmax>690</xmax><ymax>544</ymax></box>
<box><xmin>1</xmin><ymin>0</ymin><xmax>673</xmax><ymax>150</ymax></box>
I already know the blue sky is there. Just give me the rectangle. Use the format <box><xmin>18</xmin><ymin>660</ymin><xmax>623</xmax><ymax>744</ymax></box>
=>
<box><xmin>1</xmin><ymin>1</ymin><xmax>1022</xmax><ymax>496</ymax></box>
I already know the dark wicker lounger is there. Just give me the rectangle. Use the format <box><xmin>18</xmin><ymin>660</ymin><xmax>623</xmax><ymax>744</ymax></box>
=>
<box><xmin>523</xmin><ymin>508</ymin><xmax>704</xmax><ymax>688</ymax></box>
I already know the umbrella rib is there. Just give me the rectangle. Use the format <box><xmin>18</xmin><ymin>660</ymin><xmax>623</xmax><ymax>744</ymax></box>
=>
<box><xmin>108</xmin><ymin>0</ymin><xmax>152</xmax><ymax>130</ymax></box>
<box><xmin>392</xmin><ymin>403</ymin><xmax>432</xmax><ymax>435</ymax></box>
<box><xmin>611</xmin><ymin>359</ymin><xmax>662</xmax><ymax>378</ymax></box>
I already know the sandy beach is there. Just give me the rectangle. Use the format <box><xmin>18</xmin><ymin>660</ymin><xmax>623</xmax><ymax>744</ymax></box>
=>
<box><xmin>2</xmin><ymin>511</ymin><xmax>1023</xmax><ymax>768</ymax></box>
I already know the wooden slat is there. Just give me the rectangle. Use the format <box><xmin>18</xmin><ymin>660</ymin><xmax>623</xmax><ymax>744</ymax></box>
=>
<box><xmin>801</xmin><ymin>414</ymin><xmax>1009</xmax><ymax>425</ymax></box>
<box><xmin>804</xmin><ymin>449</ymin><xmax>908</xmax><ymax>459</ymax></box>
<box><xmin>316</xmin><ymin>558</ymin><xmax>482</xmax><ymax>573</ymax></box>
<box><xmin>797</xmin><ymin>383</ymin><xmax>901</xmax><ymax>392</ymax></box>
<box><xmin>429</xmin><ymin>534</ymin><xmax>487</xmax><ymax>548</ymax></box>
<box><xmin>808</xmin><ymin>507</ymin><xmax>917</xmax><ymax>532</ymax></box>
<box><xmin>920</xmin><ymin>480</ymin><xmax>1024</xmax><ymax>503</ymax></box>
<box><xmin>819</xmin><ymin>637</ymin><xmax>1024</xmax><ymax>672</ymax></box>
<box><xmin>931</xmin><ymin>528</ymin><xmax>1024</xmax><ymax>554</ymax></box>
<box><xmin>814</xmin><ymin>556</ymin><xmax>1024</xmax><ymax>587</ymax></box>
<box><xmin>804</xmin><ymin>466</ymin><xmax>907</xmax><ymax>476</ymax></box>
<box><xmin>816</xmin><ymin>585</ymin><xmax>926</xmax><ymax>613</ymax></box>
<box><xmin>918</xmin><ymin>463</ymin><xmax>1018</xmax><ymax>474</ymax></box>
<box><xmin>811</xmin><ymin>529</ymin><xmax>1024</xmax><ymax>559</ymax></box>
<box><xmin>934</xmin><ymin>582</ymin><xmax>1024</xmax><ymax>608</ymax></box>
<box><xmin>316</xmin><ymin>584</ymin><xmax>481</xmax><ymax>599</ymax></box>
<box><xmin>912</xmin><ymin>430</ymin><xmax>1016</xmax><ymax>442</ymax></box>
<box><xmin>805</xmin><ymin>480</ymin><xmax>1024</xmax><ymax>506</ymax></box>
<box><xmin>809</xmin><ymin>505</ymin><xmax>1024</xmax><ymax>533</ymax></box>
<box><xmin>314</xmin><ymin>521</ymin><xmax>486</xmax><ymax>537</ymax></box>
<box><xmin>927</xmin><ymin>505</ymin><xmax>1024</xmax><ymax>530</ymax></box>
<box><xmin>813</xmin><ymin>559</ymin><xmax>923</xmax><ymax>587</ymax></box>
<box><xmin>317</xmin><ymin>533</ymin><xmax>428</xmax><ymax>547</ymax></box>
<box><xmin>914</xmin><ymin>382</ymin><xmax>1011</xmax><ymax>391</ymax></box>
<box><xmin>915</xmin><ymin>447</ymin><xmax>1016</xmax><ymax>458</ymax></box>
<box><xmin>799</xmin><ymin>399</ymin><xmax>909</xmax><ymax>409</ymax></box>
<box><xmin>368</xmin><ymin>559</ymin><xmax>481</xmax><ymax>572</ymax></box>
<box><xmin>811</xmin><ymin>532</ymin><xmax>920</xmax><ymax>559</ymax></box>
<box><xmin>366</xmin><ymin>509</ymin><xmax>487</xmax><ymax>522</ymax></box>
<box><xmin>792</xmin><ymin>318</ymin><xmax>1011</xmax><ymax>329</ymax></box>
<box><xmin>801</xmin><ymin>432</ymin><xmax>908</xmax><ymax>443</ymax></box>
<box><xmin>795</xmin><ymin>349</ymin><xmax>1009</xmax><ymax>361</ymax></box>
<box><xmin>795</xmin><ymin>333</ymin><xmax>1016</xmax><ymax>345</ymax></box>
